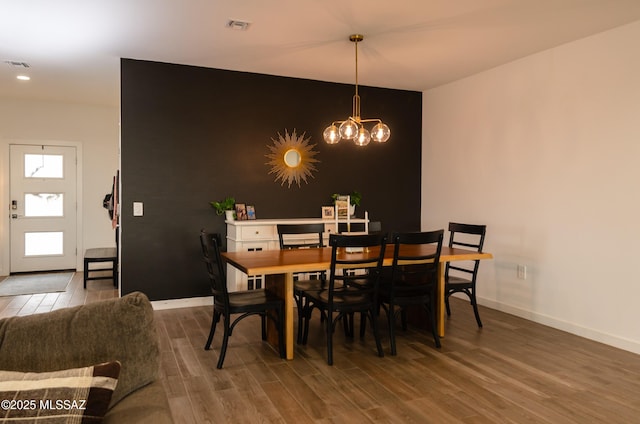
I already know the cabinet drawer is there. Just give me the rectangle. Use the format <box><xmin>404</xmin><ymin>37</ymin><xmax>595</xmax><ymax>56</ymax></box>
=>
<box><xmin>240</xmin><ymin>225</ymin><xmax>276</xmax><ymax>240</ymax></box>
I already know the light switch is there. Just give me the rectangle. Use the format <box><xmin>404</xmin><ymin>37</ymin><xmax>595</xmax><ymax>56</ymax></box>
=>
<box><xmin>133</xmin><ymin>202</ymin><xmax>144</xmax><ymax>217</ymax></box>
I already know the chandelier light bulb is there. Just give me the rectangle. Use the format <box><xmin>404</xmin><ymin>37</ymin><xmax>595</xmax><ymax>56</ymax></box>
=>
<box><xmin>371</xmin><ymin>122</ymin><xmax>391</xmax><ymax>143</ymax></box>
<box><xmin>339</xmin><ymin>119</ymin><xmax>358</xmax><ymax>140</ymax></box>
<box><xmin>354</xmin><ymin>127</ymin><xmax>371</xmax><ymax>146</ymax></box>
<box><xmin>323</xmin><ymin>124</ymin><xmax>341</xmax><ymax>144</ymax></box>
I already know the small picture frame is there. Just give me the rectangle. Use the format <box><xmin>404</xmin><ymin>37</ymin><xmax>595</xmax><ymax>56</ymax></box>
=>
<box><xmin>335</xmin><ymin>198</ymin><xmax>349</xmax><ymax>218</ymax></box>
<box><xmin>322</xmin><ymin>206</ymin><xmax>335</xmax><ymax>219</ymax></box>
<box><xmin>247</xmin><ymin>205</ymin><xmax>256</xmax><ymax>220</ymax></box>
<box><xmin>235</xmin><ymin>203</ymin><xmax>247</xmax><ymax>220</ymax></box>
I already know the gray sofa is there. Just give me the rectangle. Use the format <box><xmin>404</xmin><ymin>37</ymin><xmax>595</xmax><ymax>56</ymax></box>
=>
<box><xmin>0</xmin><ymin>291</ymin><xmax>173</xmax><ymax>423</ymax></box>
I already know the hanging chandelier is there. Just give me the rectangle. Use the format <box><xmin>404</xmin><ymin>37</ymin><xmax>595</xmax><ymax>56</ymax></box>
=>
<box><xmin>323</xmin><ymin>34</ymin><xmax>391</xmax><ymax>146</ymax></box>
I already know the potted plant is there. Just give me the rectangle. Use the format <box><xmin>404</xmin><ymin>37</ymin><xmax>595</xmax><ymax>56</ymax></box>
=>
<box><xmin>210</xmin><ymin>197</ymin><xmax>236</xmax><ymax>221</ymax></box>
<box><xmin>331</xmin><ymin>191</ymin><xmax>362</xmax><ymax>217</ymax></box>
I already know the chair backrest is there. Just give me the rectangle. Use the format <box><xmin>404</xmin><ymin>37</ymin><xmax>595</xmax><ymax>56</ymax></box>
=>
<box><xmin>388</xmin><ymin>230</ymin><xmax>444</xmax><ymax>298</ymax></box>
<box><xmin>199</xmin><ymin>229</ymin><xmax>229</xmax><ymax>305</ymax></box>
<box><xmin>277</xmin><ymin>223</ymin><xmax>324</xmax><ymax>250</ymax></box>
<box><xmin>446</xmin><ymin>222</ymin><xmax>487</xmax><ymax>280</ymax></box>
<box><xmin>328</xmin><ymin>233</ymin><xmax>387</xmax><ymax>301</ymax></box>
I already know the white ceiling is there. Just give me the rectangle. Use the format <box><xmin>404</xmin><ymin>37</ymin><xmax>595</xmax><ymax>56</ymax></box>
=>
<box><xmin>2</xmin><ymin>0</ymin><xmax>640</xmax><ymax>107</ymax></box>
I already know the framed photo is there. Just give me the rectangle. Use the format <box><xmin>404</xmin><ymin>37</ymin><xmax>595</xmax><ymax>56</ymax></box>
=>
<box><xmin>335</xmin><ymin>198</ymin><xmax>349</xmax><ymax>218</ymax></box>
<box><xmin>247</xmin><ymin>205</ymin><xmax>256</xmax><ymax>220</ymax></box>
<box><xmin>235</xmin><ymin>203</ymin><xmax>247</xmax><ymax>220</ymax></box>
<box><xmin>321</xmin><ymin>206</ymin><xmax>335</xmax><ymax>219</ymax></box>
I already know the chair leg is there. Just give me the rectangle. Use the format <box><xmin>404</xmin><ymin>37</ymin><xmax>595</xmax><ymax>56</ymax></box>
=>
<box><xmin>278</xmin><ymin>306</ymin><xmax>286</xmax><ymax>359</ymax></box>
<box><xmin>445</xmin><ymin>292</ymin><xmax>452</xmax><ymax>316</ymax></box>
<box><xmin>205</xmin><ymin>309</ymin><xmax>221</xmax><ymax>350</ymax></box>
<box><xmin>302</xmin><ymin>304</ymin><xmax>312</xmax><ymax>345</ymax></box>
<box><xmin>471</xmin><ymin>291</ymin><xmax>483</xmax><ymax>328</ymax></box>
<box><xmin>217</xmin><ymin>315</ymin><xmax>231</xmax><ymax>369</ymax></box>
<box><xmin>427</xmin><ymin>301</ymin><xmax>441</xmax><ymax>348</ymax></box>
<box><xmin>295</xmin><ymin>293</ymin><xmax>304</xmax><ymax>344</ymax></box>
<box><xmin>327</xmin><ymin>312</ymin><xmax>334</xmax><ymax>365</ymax></box>
<box><xmin>343</xmin><ymin>313</ymin><xmax>354</xmax><ymax>338</ymax></box>
<box><xmin>369</xmin><ymin>308</ymin><xmax>384</xmax><ymax>358</ymax></box>
<box><xmin>388</xmin><ymin>305</ymin><xmax>397</xmax><ymax>356</ymax></box>
<box><xmin>83</xmin><ymin>259</ymin><xmax>88</xmax><ymax>289</ymax></box>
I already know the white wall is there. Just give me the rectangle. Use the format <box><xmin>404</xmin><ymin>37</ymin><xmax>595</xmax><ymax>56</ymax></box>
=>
<box><xmin>422</xmin><ymin>20</ymin><xmax>640</xmax><ymax>354</ymax></box>
<box><xmin>0</xmin><ymin>98</ymin><xmax>119</xmax><ymax>275</ymax></box>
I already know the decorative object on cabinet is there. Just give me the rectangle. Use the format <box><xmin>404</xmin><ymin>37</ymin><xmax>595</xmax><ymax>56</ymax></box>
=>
<box><xmin>265</xmin><ymin>129</ymin><xmax>320</xmax><ymax>188</ymax></box>
<box><xmin>235</xmin><ymin>203</ymin><xmax>248</xmax><ymax>220</ymax></box>
<box><xmin>211</xmin><ymin>196</ymin><xmax>235</xmax><ymax>221</ymax></box>
<box><xmin>247</xmin><ymin>205</ymin><xmax>256</xmax><ymax>220</ymax></box>
<box><xmin>322</xmin><ymin>34</ymin><xmax>391</xmax><ymax>146</ymax></box>
<box><xmin>334</xmin><ymin>195</ymin><xmax>349</xmax><ymax>218</ymax></box>
<box><xmin>332</xmin><ymin>190</ymin><xmax>361</xmax><ymax>217</ymax></box>
<box><xmin>321</xmin><ymin>206</ymin><xmax>335</xmax><ymax>219</ymax></box>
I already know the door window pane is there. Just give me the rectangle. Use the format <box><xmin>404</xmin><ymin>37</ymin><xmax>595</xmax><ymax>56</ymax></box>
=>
<box><xmin>25</xmin><ymin>232</ymin><xmax>63</xmax><ymax>256</ymax></box>
<box><xmin>24</xmin><ymin>154</ymin><xmax>63</xmax><ymax>178</ymax></box>
<box><xmin>24</xmin><ymin>193</ymin><xmax>63</xmax><ymax>217</ymax></box>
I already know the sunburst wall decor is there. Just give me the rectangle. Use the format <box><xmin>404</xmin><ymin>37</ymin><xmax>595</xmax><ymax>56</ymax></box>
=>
<box><xmin>265</xmin><ymin>129</ymin><xmax>320</xmax><ymax>188</ymax></box>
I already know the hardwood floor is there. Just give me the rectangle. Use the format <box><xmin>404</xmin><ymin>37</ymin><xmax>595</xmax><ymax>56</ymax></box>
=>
<box><xmin>0</xmin><ymin>272</ymin><xmax>117</xmax><ymax>318</ymax></box>
<box><xmin>2</xmin><ymin>275</ymin><xmax>640</xmax><ymax>423</ymax></box>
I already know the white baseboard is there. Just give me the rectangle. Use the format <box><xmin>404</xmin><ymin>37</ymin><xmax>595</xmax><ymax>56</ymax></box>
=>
<box><xmin>151</xmin><ymin>296</ymin><xmax>212</xmax><ymax>310</ymax></box>
<box><xmin>477</xmin><ymin>296</ymin><xmax>640</xmax><ymax>355</ymax></box>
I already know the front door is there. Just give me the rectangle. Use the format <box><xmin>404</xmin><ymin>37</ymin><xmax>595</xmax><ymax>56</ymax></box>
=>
<box><xmin>9</xmin><ymin>144</ymin><xmax>77</xmax><ymax>272</ymax></box>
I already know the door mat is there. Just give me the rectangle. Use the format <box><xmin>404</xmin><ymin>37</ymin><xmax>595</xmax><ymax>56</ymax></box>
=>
<box><xmin>0</xmin><ymin>272</ymin><xmax>74</xmax><ymax>297</ymax></box>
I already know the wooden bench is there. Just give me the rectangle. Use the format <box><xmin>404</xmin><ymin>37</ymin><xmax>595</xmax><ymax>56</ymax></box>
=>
<box><xmin>84</xmin><ymin>247</ymin><xmax>118</xmax><ymax>289</ymax></box>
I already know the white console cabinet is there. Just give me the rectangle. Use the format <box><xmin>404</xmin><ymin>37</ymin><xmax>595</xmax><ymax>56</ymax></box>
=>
<box><xmin>226</xmin><ymin>217</ymin><xmax>369</xmax><ymax>291</ymax></box>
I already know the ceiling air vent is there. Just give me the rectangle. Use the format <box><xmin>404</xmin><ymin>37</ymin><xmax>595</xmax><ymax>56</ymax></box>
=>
<box><xmin>226</xmin><ymin>19</ymin><xmax>251</xmax><ymax>31</ymax></box>
<box><xmin>5</xmin><ymin>60</ymin><xmax>30</xmax><ymax>68</ymax></box>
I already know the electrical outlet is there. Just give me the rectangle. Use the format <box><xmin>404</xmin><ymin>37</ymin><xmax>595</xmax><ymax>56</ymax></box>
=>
<box><xmin>133</xmin><ymin>202</ymin><xmax>144</xmax><ymax>217</ymax></box>
<box><xmin>517</xmin><ymin>264</ymin><xmax>527</xmax><ymax>280</ymax></box>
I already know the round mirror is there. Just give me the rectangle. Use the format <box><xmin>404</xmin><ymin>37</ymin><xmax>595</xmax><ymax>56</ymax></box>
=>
<box><xmin>266</xmin><ymin>129</ymin><xmax>320</xmax><ymax>188</ymax></box>
<box><xmin>283</xmin><ymin>149</ymin><xmax>301</xmax><ymax>167</ymax></box>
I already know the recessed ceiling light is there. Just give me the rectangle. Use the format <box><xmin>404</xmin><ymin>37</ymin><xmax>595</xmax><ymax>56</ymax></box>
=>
<box><xmin>226</xmin><ymin>19</ymin><xmax>251</xmax><ymax>31</ymax></box>
<box><xmin>17</xmin><ymin>75</ymin><xmax>30</xmax><ymax>81</ymax></box>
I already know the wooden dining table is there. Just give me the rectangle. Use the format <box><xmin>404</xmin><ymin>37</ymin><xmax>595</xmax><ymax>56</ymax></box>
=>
<box><xmin>221</xmin><ymin>245</ymin><xmax>492</xmax><ymax>359</ymax></box>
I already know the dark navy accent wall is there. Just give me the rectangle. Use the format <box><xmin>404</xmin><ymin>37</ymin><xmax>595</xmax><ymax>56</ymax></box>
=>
<box><xmin>120</xmin><ymin>58</ymin><xmax>422</xmax><ymax>300</ymax></box>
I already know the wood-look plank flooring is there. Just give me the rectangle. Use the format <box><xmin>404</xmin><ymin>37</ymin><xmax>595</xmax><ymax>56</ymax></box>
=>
<box><xmin>0</xmin><ymin>272</ymin><xmax>117</xmax><ymax>318</ymax></box>
<box><xmin>2</xmin><ymin>274</ymin><xmax>640</xmax><ymax>423</ymax></box>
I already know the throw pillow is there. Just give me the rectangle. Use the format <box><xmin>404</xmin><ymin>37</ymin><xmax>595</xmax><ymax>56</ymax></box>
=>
<box><xmin>0</xmin><ymin>361</ymin><xmax>120</xmax><ymax>423</ymax></box>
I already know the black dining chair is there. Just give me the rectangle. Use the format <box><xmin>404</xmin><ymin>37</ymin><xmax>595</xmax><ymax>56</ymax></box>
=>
<box><xmin>200</xmin><ymin>229</ymin><xmax>285</xmax><ymax>369</ymax></box>
<box><xmin>276</xmin><ymin>223</ymin><xmax>326</xmax><ymax>344</ymax></box>
<box><xmin>379</xmin><ymin>230</ymin><xmax>444</xmax><ymax>355</ymax></box>
<box><xmin>301</xmin><ymin>233</ymin><xmax>387</xmax><ymax>365</ymax></box>
<box><xmin>445</xmin><ymin>222</ymin><xmax>487</xmax><ymax>327</ymax></box>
